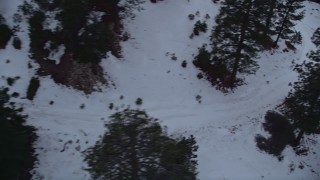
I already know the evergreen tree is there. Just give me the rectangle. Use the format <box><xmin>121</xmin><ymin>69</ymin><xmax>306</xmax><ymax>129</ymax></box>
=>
<box><xmin>84</xmin><ymin>109</ymin><xmax>198</xmax><ymax>180</ymax></box>
<box><xmin>280</xmin><ymin>28</ymin><xmax>320</xmax><ymax>145</ymax></box>
<box><xmin>0</xmin><ymin>14</ymin><xmax>12</xmax><ymax>49</ymax></box>
<box><xmin>261</xmin><ymin>0</ymin><xmax>280</xmax><ymax>37</ymax></box>
<box><xmin>211</xmin><ymin>0</ymin><xmax>263</xmax><ymax>84</ymax></box>
<box><xmin>28</xmin><ymin>10</ymin><xmax>46</xmax><ymax>54</ymax></box>
<box><xmin>0</xmin><ymin>88</ymin><xmax>37</xmax><ymax>180</ymax></box>
<box><xmin>311</xmin><ymin>27</ymin><xmax>320</xmax><ymax>46</ymax></box>
<box><xmin>50</xmin><ymin>0</ymin><xmax>115</xmax><ymax>63</ymax></box>
<box><xmin>158</xmin><ymin>135</ymin><xmax>198</xmax><ymax>180</ymax></box>
<box><xmin>274</xmin><ymin>0</ymin><xmax>304</xmax><ymax>46</ymax></box>
<box><xmin>55</xmin><ymin>0</ymin><xmax>91</xmax><ymax>52</ymax></box>
<box><xmin>76</xmin><ymin>23</ymin><xmax>114</xmax><ymax>63</ymax></box>
<box><xmin>25</xmin><ymin>0</ymin><xmax>116</xmax><ymax>64</ymax></box>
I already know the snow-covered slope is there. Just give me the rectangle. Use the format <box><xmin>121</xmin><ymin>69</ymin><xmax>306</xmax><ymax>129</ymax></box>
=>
<box><xmin>1</xmin><ymin>0</ymin><xmax>320</xmax><ymax>179</ymax></box>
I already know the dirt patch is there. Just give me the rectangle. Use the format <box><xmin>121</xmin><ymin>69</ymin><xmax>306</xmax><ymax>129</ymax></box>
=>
<box><xmin>53</xmin><ymin>53</ymin><xmax>107</xmax><ymax>94</ymax></box>
<box><xmin>36</xmin><ymin>53</ymin><xmax>107</xmax><ymax>94</ymax></box>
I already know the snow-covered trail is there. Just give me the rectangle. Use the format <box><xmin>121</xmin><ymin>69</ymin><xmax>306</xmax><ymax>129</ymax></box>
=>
<box><xmin>1</xmin><ymin>0</ymin><xmax>320</xmax><ymax>179</ymax></box>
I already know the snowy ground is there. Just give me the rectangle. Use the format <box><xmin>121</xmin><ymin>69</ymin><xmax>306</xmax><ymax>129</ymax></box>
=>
<box><xmin>1</xmin><ymin>0</ymin><xmax>320</xmax><ymax>179</ymax></box>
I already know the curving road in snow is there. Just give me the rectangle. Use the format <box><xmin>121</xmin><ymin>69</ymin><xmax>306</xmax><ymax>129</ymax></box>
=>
<box><xmin>1</xmin><ymin>0</ymin><xmax>320</xmax><ymax>179</ymax></box>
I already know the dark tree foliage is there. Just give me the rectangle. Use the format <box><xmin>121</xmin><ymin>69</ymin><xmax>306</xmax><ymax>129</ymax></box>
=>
<box><xmin>85</xmin><ymin>109</ymin><xmax>198</xmax><ymax>180</ymax></box>
<box><xmin>260</xmin><ymin>0</ymin><xmax>280</xmax><ymax>37</ymax></box>
<box><xmin>0</xmin><ymin>88</ymin><xmax>37</xmax><ymax>180</ymax></box>
<box><xmin>290</xmin><ymin>31</ymin><xmax>302</xmax><ymax>44</ymax></box>
<box><xmin>193</xmin><ymin>45</ymin><xmax>211</xmax><ymax>68</ymax></box>
<box><xmin>274</xmin><ymin>0</ymin><xmax>304</xmax><ymax>46</ymax></box>
<box><xmin>193</xmin><ymin>21</ymin><xmax>208</xmax><ymax>36</ymax></box>
<box><xmin>24</xmin><ymin>0</ymin><xmax>116</xmax><ymax>64</ymax></box>
<box><xmin>193</xmin><ymin>45</ymin><xmax>235</xmax><ymax>92</ymax></box>
<box><xmin>52</xmin><ymin>0</ymin><xmax>116</xmax><ymax>63</ymax></box>
<box><xmin>54</xmin><ymin>0</ymin><xmax>116</xmax><ymax>63</ymax></box>
<box><xmin>158</xmin><ymin>135</ymin><xmax>198</xmax><ymax>180</ymax></box>
<box><xmin>13</xmin><ymin>37</ymin><xmax>22</xmax><ymax>49</ymax></box>
<box><xmin>76</xmin><ymin>23</ymin><xmax>114</xmax><ymax>63</ymax></box>
<box><xmin>255</xmin><ymin>111</ymin><xmax>295</xmax><ymax>158</ymax></box>
<box><xmin>28</xmin><ymin>10</ymin><xmax>46</xmax><ymax>55</ymax></box>
<box><xmin>311</xmin><ymin>27</ymin><xmax>320</xmax><ymax>46</ymax></box>
<box><xmin>55</xmin><ymin>0</ymin><xmax>91</xmax><ymax>52</ymax></box>
<box><xmin>210</xmin><ymin>0</ymin><xmax>264</xmax><ymax>86</ymax></box>
<box><xmin>280</xmin><ymin>28</ymin><xmax>320</xmax><ymax>145</ymax></box>
<box><xmin>18</xmin><ymin>1</ymin><xmax>34</xmax><ymax>16</ymax></box>
<box><xmin>26</xmin><ymin>77</ymin><xmax>40</xmax><ymax>101</ymax></box>
<box><xmin>0</xmin><ymin>15</ymin><xmax>12</xmax><ymax>49</ymax></box>
<box><xmin>194</xmin><ymin>0</ymin><xmax>305</xmax><ymax>91</ymax></box>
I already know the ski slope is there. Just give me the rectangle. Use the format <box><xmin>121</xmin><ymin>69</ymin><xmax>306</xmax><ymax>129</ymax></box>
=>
<box><xmin>0</xmin><ymin>0</ymin><xmax>320</xmax><ymax>179</ymax></box>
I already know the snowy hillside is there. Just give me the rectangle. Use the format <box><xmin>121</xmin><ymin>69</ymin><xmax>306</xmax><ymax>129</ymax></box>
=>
<box><xmin>0</xmin><ymin>0</ymin><xmax>320</xmax><ymax>179</ymax></box>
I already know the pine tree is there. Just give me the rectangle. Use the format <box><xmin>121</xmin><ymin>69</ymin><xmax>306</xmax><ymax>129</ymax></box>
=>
<box><xmin>261</xmin><ymin>0</ymin><xmax>280</xmax><ymax>37</ymax></box>
<box><xmin>76</xmin><ymin>23</ymin><xmax>114</xmax><ymax>63</ymax></box>
<box><xmin>28</xmin><ymin>10</ymin><xmax>46</xmax><ymax>54</ymax></box>
<box><xmin>211</xmin><ymin>0</ymin><xmax>263</xmax><ymax>85</ymax></box>
<box><xmin>55</xmin><ymin>0</ymin><xmax>91</xmax><ymax>52</ymax></box>
<box><xmin>280</xmin><ymin>28</ymin><xmax>320</xmax><ymax>145</ymax></box>
<box><xmin>274</xmin><ymin>0</ymin><xmax>304</xmax><ymax>46</ymax></box>
<box><xmin>26</xmin><ymin>0</ymin><xmax>115</xmax><ymax>64</ymax></box>
<box><xmin>84</xmin><ymin>109</ymin><xmax>198</xmax><ymax>180</ymax></box>
<box><xmin>158</xmin><ymin>135</ymin><xmax>198</xmax><ymax>180</ymax></box>
<box><xmin>0</xmin><ymin>14</ymin><xmax>12</xmax><ymax>49</ymax></box>
<box><xmin>0</xmin><ymin>88</ymin><xmax>37</xmax><ymax>180</ymax></box>
<box><xmin>311</xmin><ymin>27</ymin><xmax>320</xmax><ymax>46</ymax></box>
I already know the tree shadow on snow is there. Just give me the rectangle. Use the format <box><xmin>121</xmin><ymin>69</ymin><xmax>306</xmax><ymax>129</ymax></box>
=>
<box><xmin>255</xmin><ymin>111</ymin><xmax>295</xmax><ymax>160</ymax></box>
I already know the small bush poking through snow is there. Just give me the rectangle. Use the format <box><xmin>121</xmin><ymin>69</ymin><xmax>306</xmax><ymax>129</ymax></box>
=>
<box><xmin>26</xmin><ymin>77</ymin><xmax>40</xmax><ymax>101</ymax></box>
<box><xmin>188</xmin><ymin>14</ymin><xmax>195</xmax><ymax>20</ymax></box>
<box><xmin>171</xmin><ymin>53</ymin><xmax>177</xmax><ymax>61</ymax></box>
<box><xmin>109</xmin><ymin>103</ymin><xmax>114</xmax><ymax>110</ymax></box>
<box><xmin>7</xmin><ymin>76</ymin><xmax>20</xmax><ymax>86</ymax></box>
<box><xmin>11</xmin><ymin>92</ymin><xmax>20</xmax><ymax>98</ymax></box>
<box><xmin>189</xmin><ymin>33</ymin><xmax>194</xmax><ymax>39</ymax></box>
<box><xmin>197</xmin><ymin>73</ymin><xmax>204</xmax><ymax>79</ymax></box>
<box><xmin>193</xmin><ymin>21</ymin><xmax>207</xmax><ymax>36</ymax></box>
<box><xmin>80</xmin><ymin>104</ymin><xmax>85</xmax><ymax>109</ymax></box>
<box><xmin>12</xmin><ymin>37</ymin><xmax>22</xmax><ymax>49</ymax></box>
<box><xmin>136</xmin><ymin>98</ymin><xmax>143</xmax><ymax>105</ymax></box>
<box><xmin>196</xmin><ymin>95</ymin><xmax>202</xmax><ymax>103</ymax></box>
<box><xmin>181</xmin><ymin>60</ymin><xmax>187</xmax><ymax>68</ymax></box>
<box><xmin>7</xmin><ymin>77</ymin><xmax>16</xmax><ymax>86</ymax></box>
